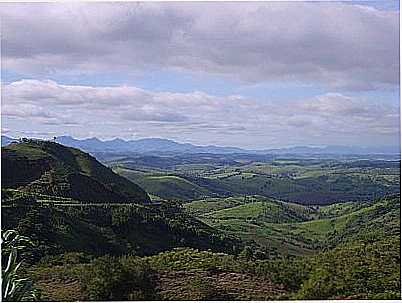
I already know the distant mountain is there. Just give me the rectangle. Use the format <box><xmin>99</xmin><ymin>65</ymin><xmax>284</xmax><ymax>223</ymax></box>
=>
<box><xmin>55</xmin><ymin>135</ymin><xmax>245</xmax><ymax>154</ymax></box>
<box><xmin>264</xmin><ymin>145</ymin><xmax>401</xmax><ymax>155</ymax></box>
<box><xmin>2</xmin><ymin>139</ymin><xmax>150</xmax><ymax>203</ymax></box>
<box><xmin>55</xmin><ymin>136</ymin><xmax>400</xmax><ymax>155</ymax></box>
<box><xmin>1</xmin><ymin>135</ymin><xmax>16</xmax><ymax>146</ymax></box>
<box><xmin>2</xmin><ymin>135</ymin><xmax>399</xmax><ymax>155</ymax></box>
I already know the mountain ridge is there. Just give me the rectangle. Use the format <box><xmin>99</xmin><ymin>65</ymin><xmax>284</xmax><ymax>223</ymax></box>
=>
<box><xmin>1</xmin><ymin>139</ymin><xmax>151</xmax><ymax>203</ymax></box>
<box><xmin>1</xmin><ymin>135</ymin><xmax>400</xmax><ymax>155</ymax></box>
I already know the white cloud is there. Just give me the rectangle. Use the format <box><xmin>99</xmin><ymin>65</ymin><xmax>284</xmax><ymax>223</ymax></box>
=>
<box><xmin>2</xmin><ymin>79</ymin><xmax>399</xmax><ymax>148</ymax></box>
<box><xmin>0</xmin><ymin>2</ymin><xmax>399</xmax><ymax>90</ymax></box>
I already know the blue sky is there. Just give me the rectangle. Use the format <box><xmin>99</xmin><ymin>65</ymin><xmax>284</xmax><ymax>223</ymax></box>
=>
<box><xmin>1</xmin><ymin>1</ymin><xmax>400</xmax><ymax>149</ymax></box>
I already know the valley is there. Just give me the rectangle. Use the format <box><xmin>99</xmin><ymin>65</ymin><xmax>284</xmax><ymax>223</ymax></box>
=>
<box><xmin>1</xmin><ymin>140</ymin><xmax>401</xmax><ymax>300</ymax></box>
<box><xmin>109</xmin><ymin>153</ymin><xmax>400</xmax><ymax>204</ymax></box>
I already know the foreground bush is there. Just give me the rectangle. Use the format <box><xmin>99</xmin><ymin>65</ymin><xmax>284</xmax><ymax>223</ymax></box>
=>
<box><xmin>294</xmin><ymin>237</ymin><xmax>401</xmax><ymax>299</ymax></box>
<box><xmin>80</xmin><ymin>255</ymin><xmax>156</xmax><ymax>300</ymax></box>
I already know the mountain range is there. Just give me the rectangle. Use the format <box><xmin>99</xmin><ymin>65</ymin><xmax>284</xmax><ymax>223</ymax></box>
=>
<box><xmin>1</xmin><ymin>135</ymin><xmax>400</xmax><ymax>155</ymax></box>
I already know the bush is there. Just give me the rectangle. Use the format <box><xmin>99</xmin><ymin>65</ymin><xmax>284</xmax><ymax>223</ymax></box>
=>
<box><xmin>255</xmin><ymin>256</ymin><xmax>312</xmax><ymax>291</ymax></box>
<box><xmin>294</xmin><ymin>238</ymin><xmax>401</xmax><ymax>299</ymax></box>
<box><xmin>39</xmin><ymin>252</ymin><xmax>92</xmax><ymax>266</ymax></box>
<box><xmin>80</xmin><ymin>255</ymin><xmax>156</xmax><ymax>300</ymax></box>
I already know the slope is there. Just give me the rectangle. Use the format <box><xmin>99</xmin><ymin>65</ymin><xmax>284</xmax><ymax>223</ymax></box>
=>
<box><xmin>2</xmin><ymin>191</ymin><xmax>241</xmax><ymax>261</ymax></box>
<box><xmin>114</xmin><ymin>166</ymin><xmax>214</xmax><ymax>201</ymax></box>
<box><xmin>199</xmin><ymin>195</ymin><xmax>400</xmax><ymax>256</ymax></box>
<box><xmin>2</xmin><ymin>140</ymin><xmax>150</xmax><ymax>203</ymax></box>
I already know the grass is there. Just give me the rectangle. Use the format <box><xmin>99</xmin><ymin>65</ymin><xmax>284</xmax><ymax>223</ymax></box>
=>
<box><xmin>2</xmin><ymin>141</ymin><xmax>150</xmax><ymax>203</ymax></box>
<box><xmin>3</xmin><ymin>143</ymin><xmax>401</xmax><ymax>301</ymax></box>
<box><xmin>116</xmin><ymin>170</ymin><xmax>214</xmax><ymax>201</ymax></box>
<box><xmin>198</xmin><ymin>195</ymin><xmax>400</xmax><ymax>255</ymax></box>
<box><xmin>205</xmin><ymin>199</ymin><xmax>317</xmax><ymax>222</ymax></box>
<box><xmin>112</xmin><ymin>156</ymin><xmax>400</xmax><ymax>205</ymax></box>
<box><xmin>184</xmin><ymin>196</ymin><xmax>245</xmax><ymax>215</ymax></box>
<box><xmin>205</xmin><ymin>202</ymin><xmax>271</xmax><ymax>219</ymax></box>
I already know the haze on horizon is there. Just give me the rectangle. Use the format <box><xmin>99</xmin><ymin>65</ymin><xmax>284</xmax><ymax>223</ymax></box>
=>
<box><xmin>0</xmin><ymin>1</ymin><xmax>400</xmax><ymax>149</ymax></box>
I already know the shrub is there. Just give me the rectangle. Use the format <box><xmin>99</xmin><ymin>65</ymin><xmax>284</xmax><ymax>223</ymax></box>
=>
<box><xmin>294</xmin><ymin>238</ymin><xmax>401</xmax><ymax>299</ymax></box>
<box><xmin>80</xmin><ymin>255</ymin><xmax>156</xmax><ymax>300</ymax></box>
<box><xmin>39</xmin><ymin>252</ymin><xmax>93</xmax><ymax>267</ymax></box>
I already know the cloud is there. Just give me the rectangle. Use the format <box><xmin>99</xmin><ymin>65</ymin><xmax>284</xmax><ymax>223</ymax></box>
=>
<box><xmin>2</xmin><ymin>79</ymin><xmax>399</xmax><ymax>148</ymax></box>
<box><xmin>0</xmin><ymin>2</ymin><xmax>399</xmax><ymax>90</ymax></box>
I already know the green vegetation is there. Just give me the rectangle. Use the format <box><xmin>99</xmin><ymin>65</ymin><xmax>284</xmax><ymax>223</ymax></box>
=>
<box><xmin>295</xmin><ymin>237</ymin><xmax>401</xmax><ymax>299</ymax></box>
<box><xmin>118</xmin><ymin>172</ymin><xmax>213</xmax><ymax>201</ymax></box>
<box><xmin>2</xmin><ymin>230</ymin><xmax>39</xmax><ymax>301</ymax></box>
<box><xmin>81</xmin><ymin>255</ymin><xmax>156</xmax><ymax>300</ymax></box>
<box><xmin>200</xmin><ymin>195</ymin><xmax>400</xmax><ymax>256</ymax></box>
<box><xmin>113</xmin><ymin>156</ymin><xmax>400</xmax><ymax>205</ymax></box>
<box><xmin>2</xmin><ymin>194</ymin><xmax>240</xmax><ymax>260</ymax></box>
<box><xmin>2</xmin><ymin>142</ymin><xmax>400</xmax><ymax>301</ymax></box>
<box><xmin>27</xmin><ymin>235</ymin><xmax>400</xmax><ymax>300</ymax></box>
<box><xmin>184</xmin><ymin>196</ymin><xmax>245</xmax><ymax>215</ymax></box>
<box><xmin>2</xmin><ymin>141</ymin><xmax>150</xmax><ymax>203</ymax></box>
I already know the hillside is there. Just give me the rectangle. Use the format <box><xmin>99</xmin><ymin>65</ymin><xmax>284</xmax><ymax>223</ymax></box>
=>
<box><xmin>110</xmin><ymin>157</ymin><xmax>400</xmax><ymax>205</ymax></box>
<box><xmin>1</xmin><ymin>140</ymin><xmax>400</xmax><ymax>301</ymax></box>
<box><xmin>114</xmin><ymin>166</ymin><xmax>214</xmax><ymax>201</ymax></box>
<box><xmin>2</xmin><ymin>189</ymin><xmax>241</xmax><ymax>261</ymax></box>
<box><xmin>27</xmin><ymin>234</ymin><xmax>400</xmax><ymax>301</ymax></box>
<box><xmin>2</xmin><ymin>140</ymin><xmax>150</xmax><ymax>203</ymax></box>
<box><xmin>197</xmin><ymin>195</ymin><xmax>400</xmax><ymax>256</ymax></box>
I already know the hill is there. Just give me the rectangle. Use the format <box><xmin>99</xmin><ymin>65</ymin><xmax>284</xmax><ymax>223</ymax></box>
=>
<box><xmin>55</xmin><ymin>135</ymin><xmax>399</xmax><ymax>155</ymax></box>
<box><xmin>1</xmin><ymin>138</ymin><xmax>400</xmax><ymax>301</ymax></box>
<box><xmin>198</xmin><ymin>195</ymin><xmax>400</xmax><ymax>256</ymax></box>
<box><xmin>110</xmin><ymin>157</ymin><xmax>400</xmax><ymax>205</ymax></box>
<box><xmin>2</xmin><ymin>189</ymin><xmax>241</xmax><ymax>262</ymax></box>
<box><xmin>1</xmin><ymin>140</ymin><xmax>150</xmax><ymax>203</ymax></box>
<box><xmin>114</xmin><ymin>166</ymin><xmax>215</xmax><ymax>201</ymax></box>
<box><xmin>1</xmin><ymin>135</ymin><xmax>16</xmax><ymax>146</ymax></box>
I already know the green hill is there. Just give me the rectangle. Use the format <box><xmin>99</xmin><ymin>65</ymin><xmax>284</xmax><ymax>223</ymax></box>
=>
<box><xmin>199</xmin><ymin>195</ymin><xmax>400</xmax><ymax>256</ymax></box>
<box><xmin>184</xmin><ymin>196</ymin><xmax>246</xmax><ymax>215</ymax></box>
<box><xmin>201</xmin><ymin>197</ymin><xmax>316</xmax><ymax>223</ymax></box>
<box><xmin>114</xmin><ymin>167</ymin><xmax>214</xmax><ymax>201</ymax></box>
<box><xmin>2</xmin><ymin>191</ymin><xmax>241</xmax><ymax>261</ymax></box>
<box><xmin>2</xmin><ymin>142</ymin><xmax>400</xmax><ymax>301</ymax></box>
<box><xmin>2</xmin><ymin>140</ymin><xmax>150</xmax><ymax>203</ymax></box>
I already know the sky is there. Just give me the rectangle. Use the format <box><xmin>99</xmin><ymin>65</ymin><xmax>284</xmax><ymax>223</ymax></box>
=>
<box><xmin>0</xmin><ymin>1</ymin><xmax>400</xmax><ymax>149</ymax></box>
